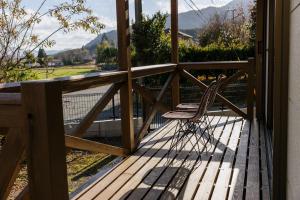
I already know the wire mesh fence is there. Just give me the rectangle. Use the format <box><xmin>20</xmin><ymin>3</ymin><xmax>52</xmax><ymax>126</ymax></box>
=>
<box><xmin>62</xmin><ymin>92</ymin><xmax>142</xmax><ymax>125</ymax></box>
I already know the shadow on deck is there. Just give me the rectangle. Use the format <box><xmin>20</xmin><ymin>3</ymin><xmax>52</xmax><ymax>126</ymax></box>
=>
<box><xmin>72</xmin><ymin>116</ymin><xmax>270</xmax><ymax>200</ymax></box>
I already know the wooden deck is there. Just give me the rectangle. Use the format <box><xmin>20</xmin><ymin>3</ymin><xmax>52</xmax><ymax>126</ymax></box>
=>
<box><xmin>72</xmin><ymin>116</ymin><xmax>270</xmax><ymax>200</ymax></box>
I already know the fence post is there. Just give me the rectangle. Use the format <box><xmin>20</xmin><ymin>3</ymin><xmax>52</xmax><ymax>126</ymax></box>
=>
<box><xmin>247</xmin><ymin>58</ymin><xmax>255</xmax><ymax>120</ymax></box>
<box><xmin>116</xmin><ymin>0</ymin><xmax>135</xmax><ymax>152</ymax></box>
<box><xmin>22</xmin><ymin>81</ymin><xmax>68</xmax><ymax>200</ymax></box>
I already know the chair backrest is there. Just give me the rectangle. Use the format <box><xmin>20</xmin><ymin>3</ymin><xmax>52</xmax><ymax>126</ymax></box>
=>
<box><xmin>207</xmin><ymin>74</ymin><xmax>226</xmax><ymax>107</ymax></box>
<box><xmin>192</xmin><ymin>75</ymin><xmax>226</xmax><ymax>120</ymax></box>
<box><xmin>192</xmin><ymin>81</ymin><xmax>217</xmax><ymax>120</ymax></box>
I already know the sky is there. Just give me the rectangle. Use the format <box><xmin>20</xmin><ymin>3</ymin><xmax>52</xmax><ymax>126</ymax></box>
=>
<box><xmin>21</xmin><ymin>0</ymin><xmax>233</xmax><ymax>51</ymax></box>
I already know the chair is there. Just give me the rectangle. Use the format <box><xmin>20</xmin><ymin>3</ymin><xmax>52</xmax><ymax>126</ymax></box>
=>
<box><xmin>162</xmin><ymin>81</ymin><xmax>216</xmax><ymax>156</ymax></box>
<box><xmin>176</xmin><ymin>75</ymin><xmax>226</xmax><ymax>111</ymax></box>
<box><xmin>162</xmin><ymin>75</ymin><xmax>226</xmax><ymax>156</ymax></box>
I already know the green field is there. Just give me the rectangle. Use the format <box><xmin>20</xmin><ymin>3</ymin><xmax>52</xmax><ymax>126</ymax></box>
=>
<box><xmin>33</xmin><ymin>65</ymin><xmax>98</xmax><ymax>80</ymax></box>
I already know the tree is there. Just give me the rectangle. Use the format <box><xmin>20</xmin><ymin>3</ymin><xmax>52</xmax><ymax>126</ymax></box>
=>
<box><xmin>132</xmin><ymin>12</ymin><xmax>170</xmax><ymax>66</ymax></box>
<box><xmin>0</xmin><ymin>0</ymin><xmax>104</xmax><ymax>82</ymax></box>
<box><xmin>198</xmin><ymin>8</ymin><xmax>250</xmax><ymax>48</ymax></box>
<box><xmin>96</xmin><ymin>41</ymin><xmax>118</xmax><ymax>64</ymax></box>
<box><xmin>248</xmin><ymin>1</ymin><xmax>257</xmax><ymax>48</ymax></box>
<box><xmin>37</xmin><ymin>48</ymin><xmax>48</xmax><ymax>67</ymax></box>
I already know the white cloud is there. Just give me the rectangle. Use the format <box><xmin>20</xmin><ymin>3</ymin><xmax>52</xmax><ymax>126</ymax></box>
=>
<box><xmin>32</xmin><ymin>14</ymin><xmax>116</xmax><ymax>51</ymax></box>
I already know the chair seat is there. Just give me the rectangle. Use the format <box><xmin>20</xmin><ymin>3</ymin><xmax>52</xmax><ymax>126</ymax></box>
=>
<box><xmin>162</xmin><ymin>111</ymin><xmax>196</xmax><ymax>119</ymax></box>
<box><xmin>176</xmin><ymin>103</ymin><xmax>199</xmax><ymax>110</ymax></box>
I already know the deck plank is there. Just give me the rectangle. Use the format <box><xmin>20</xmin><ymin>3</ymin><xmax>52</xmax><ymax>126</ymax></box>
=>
<box><xmin>72</xmin><ymin>117</ymin><xmax>270</xmax><ymax>200</ymax></box>
<box><xmin>127</xmin><ymin>117</ymin><xmax>222</xmax><ymax>200</ymax></box>
<box><xmin>176</xmin><ymin>116</ymin><xmax>228</xmax><ymax>200</ymax></box>
<box><xmin>228</xmin><ymin>120</ymin><xmax>250</xmax><ymax>200</ymax></box>
<box><xmin>211</xmin><ymin>118</ymin><xmax>243</xmax><ymax>200</ymax></box>
<box><xmin>92</xmin><ymin>121</ymin><xmax>179</xmax><ymax>200</ymax></box>
<box><xmin>142</xmin><ymin>128</ymin><xmax>200</xmax><ymax>200</ymax></box>
<box><xmin>193</xmin><ymin>117</ymin><xmax>236</xmax><ymax>200</ymax></box>
<box><xmin>260</xmin><ymin>122</ymin><xmax>270</xmax><ymax>200</ymax></box>
<box><xmin>74</xmin><ymin>121</ymin><xmax>177</xmax><ymax>200</ymax></box>
<box><xmin>111</xmin><ymin>117</ymin><xmax>215</xmax><ymax>200</ymax></box>
<box><xmin>245</xmin><ymin>120</ymin><xmax>260</xmax><ymax>200</ymax></box>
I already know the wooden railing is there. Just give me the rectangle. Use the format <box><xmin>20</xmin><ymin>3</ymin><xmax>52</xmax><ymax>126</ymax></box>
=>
<box><xmin>0</xmin><ymin>58</ymin><xmax>255</xmax><ymax>199</ymax></box>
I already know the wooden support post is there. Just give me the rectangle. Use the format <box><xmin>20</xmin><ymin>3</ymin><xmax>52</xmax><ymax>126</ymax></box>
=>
<box><xmin>256</xmin><ymin>0</ymin><xmax>265</xmax><ymax>119</ymax></box>
<box><xmin>171</xmin><ymin>0</ymin><xmax>180</xmax><ymax>109</ymax></box>
<box><xmin>116</xmin><ymin>0</ymin><xmax>135</xmax><ymax>152</ymax></box>
<box><xmin>247</xmin><ymin>58</ymin><xmax>255</xmax><ymax>120</ymax></box>
<box><xmin>134</xmin><ymin>0</ymin><xmax>142</xmax><ymax>23</ymax></box>
<box><xmin>22</xmin><ymin>81</ymin><xmax>68</xmax><ymax>200</ymax></box>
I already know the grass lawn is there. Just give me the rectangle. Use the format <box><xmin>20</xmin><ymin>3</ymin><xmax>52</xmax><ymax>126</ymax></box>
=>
<box><xmin>33</xmin><ymin>65</ymin><xmax>99</xmax><ymax>80</ymax></box>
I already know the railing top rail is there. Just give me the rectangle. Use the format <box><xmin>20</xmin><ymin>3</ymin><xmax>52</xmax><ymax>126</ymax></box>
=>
<box><xmin>0</xmin><ymin>60</ymin><xmax>254</xmax><ymax>93</ymax></box>
<box><xmin>178</xmin><ymin>60</ymin><xmax>251</xmax><ymax>70</ymax></box>
<box><xmin>132</xmin><ymin>63</ymin><xmax>177</xmax><ymax>79</ymax></box>
<box><xmin>0</xmin><ymin>70</ymin><xmax>128</xmax><ymax>93</ymax></box>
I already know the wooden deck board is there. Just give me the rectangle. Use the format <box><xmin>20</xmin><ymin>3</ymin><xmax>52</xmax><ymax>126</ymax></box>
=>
<box><xmin>211</xmin><ymin>118</ymin><xmax>243</xmax><ymax>200</ymax></box>
<box><xmin>71</xmin><ymin>116</ymin><xmax>270</xmax><ymax>200</ymax></box>
<box><xmin>193</xmin><ymin>117</ymin><xmax>235</xmax><ymax>200</ymax></box>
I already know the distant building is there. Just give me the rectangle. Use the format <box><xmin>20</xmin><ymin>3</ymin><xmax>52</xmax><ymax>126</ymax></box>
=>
<box><xmin>164</xmin><ymin>28</ymin><xmax>193</xmax><ymax>41</ymax></box>
<box><xmin>48</xmin><ymin>59</ymin><xmax>64</xmax><ymax>67</ymax></box>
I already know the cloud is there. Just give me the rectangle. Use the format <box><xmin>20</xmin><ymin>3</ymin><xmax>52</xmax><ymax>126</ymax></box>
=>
<box><xmin>32</xmin><ymin>13</ymin><xmax>116</xmax><ymax>51</ymax></box>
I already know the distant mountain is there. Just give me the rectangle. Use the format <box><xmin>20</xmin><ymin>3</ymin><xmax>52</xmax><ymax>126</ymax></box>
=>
<box><xmin>165</xmin><ymin>0</ymin><xmax>252</xmax><ymax>29</ymax></box>
<box><xmin>84</xmin><ymin>0</ymin><xmax>252</xmax><ymax>53</ymax></box>
<box><xmin>84</xmin><ymin>30</ymin><xmax>118</xmax><ymax>53</ymax></box>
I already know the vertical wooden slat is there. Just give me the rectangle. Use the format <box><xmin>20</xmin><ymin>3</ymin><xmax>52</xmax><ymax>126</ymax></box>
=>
<box><xmin>116</xmin><ymin>0</ymin><xmax>135</xmax><ymax>152</ymax></box>
<box><xmin>22</xmin><ymin>81</ymin><xmax>68</xmax><ymax>200</ymax></box>
<box><xmin>247</xmin><ymin>58</ymin><xmax>255</xmax><ymax>120</ymax></box>
<box><xmin>171</xmin><ymin>0</ymin><xmax>180</xmax><ymax>109</ymax></box>
<box><xmin>266</xmin><ymin>0</ymin><xmax>275</xmax><ymax>129</ymax></box>
<box><xmin>273</xmin><ymin>0</ymin><xmax>290</xmax><ymax>199</ymax></box>
<box><xmin>255</xmin><ymin>0</ymin><xmax>264</xmax><ymax>119</ymax></box>
<box><xmin>134</xmin><ymin>0</ymin><xmax>142</xmax><ymax>23</ymax></box>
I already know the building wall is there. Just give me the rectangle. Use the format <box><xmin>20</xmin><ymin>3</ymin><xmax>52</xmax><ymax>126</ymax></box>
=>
<box><xmin>287</xmin><ymin>0</ymin><xmax>300</xmax><ymax>199</ymax></box>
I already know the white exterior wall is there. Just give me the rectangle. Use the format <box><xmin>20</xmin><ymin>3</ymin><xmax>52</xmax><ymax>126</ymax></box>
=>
<box><xmin>287</xmin><ymin>0</ymin><xmax>300</xmax><ymax>199</ymax></box>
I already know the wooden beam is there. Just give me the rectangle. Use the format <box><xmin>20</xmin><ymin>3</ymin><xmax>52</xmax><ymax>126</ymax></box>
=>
<box><xmin>22</xmin><ymin>81</ymin><xmax>68</xmax><ymax>200</ymax></box>
<box><xmin>134</xmin><ymin>0</ymin><xmax>142</xmax><ymax>23</ymax></box>
<box><xmin>15</xmin><ymin>186</ymin><xmax>29</xmax><ymax>200</ymax></box>
<box><xmin>247</xmin><ymin>58</ymin><xmax>255</xmax><ymax>120</ymax></box>
<box><xmin>266</xmin><ymin>0</ymin><xmax>275</xmax><ymax>129</ymax></box>
<box><xmin>132</xmin><ymin>82</ymin><xmax>170</xmax><ymax>113</ymax></box>
<box><xmin>0</xmin><ymin>128</ymin><xmax>26</xmax><ymax>199</ymax></box>
<box><xmin>180</xmin><ymin>70</ymin><xmax>247</xmax><ymax>118</ymax></box>
<box><xmin>0</xmin><ymin>105</ymin><xmax>24</xmax><ymax>128</ymax></box>
<box><xmin>0</xmin><ymin>71</ymin><xmax>128</xmax><ymax>94</ymax></box>
<box><xmin>116</xmin><ymin>0</ymin><xmax>135</xmax><ymax>152</ymax></box>
<box><xmin>137</xmin><ymin>72</ymin><xmax>177</xmax><ymax>141</ymax></box>
<box><xmin>255</xmin><ymin>0</ymin><xmax>265</xmax><ymax>119</ymax></box>
<box><xmin>273</xmin><ymin>0</ymin><xmax>290</xmax><ymax>199</ymax></box>
<box><xmin>178</xmin><ymin>61</ymin><xmax>249</xmax><ymax>70</ymax></box>
<box><xmin>171</xmin><ymin>0</ymin><xmax>180</xmax><ymax>109</ymax></box>
<box><xmin>219</xmin><ymin>70</ymin><xmax>246</xmax><ymax>91</ymax></box>
<box><xmin>132</xmin><ymin>64</ymin><xmax>177</xmax><ymax>79</ymax></box>
<box><xmin>71</xmin><ymin>83</ymin><xmax>122</xmax><ymax>137</ymax></box>
<box><xmin>65</xmin><ymin>135</ymin><xmax>129</xmax><ymax>157</ymax></box>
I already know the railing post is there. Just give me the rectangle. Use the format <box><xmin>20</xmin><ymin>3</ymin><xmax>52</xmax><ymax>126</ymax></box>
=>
<box><xmin>171</xmin><ymin>0</ymin><xmax>180</xmax><ymax>109</ymax></box>
<box><xmin>247</xmin><ymin>58</ymin><xmax>255</xmax><ymax>120</ymax></box>
<box><xmin>22</xmin><ymin>81</ymin><xmax>68</xmax><ymax>200</ymax></box>
<box><xmin>116</xmin><ymin>0</ymin><xmax>135</xmax><ymax>151</ymax></box>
